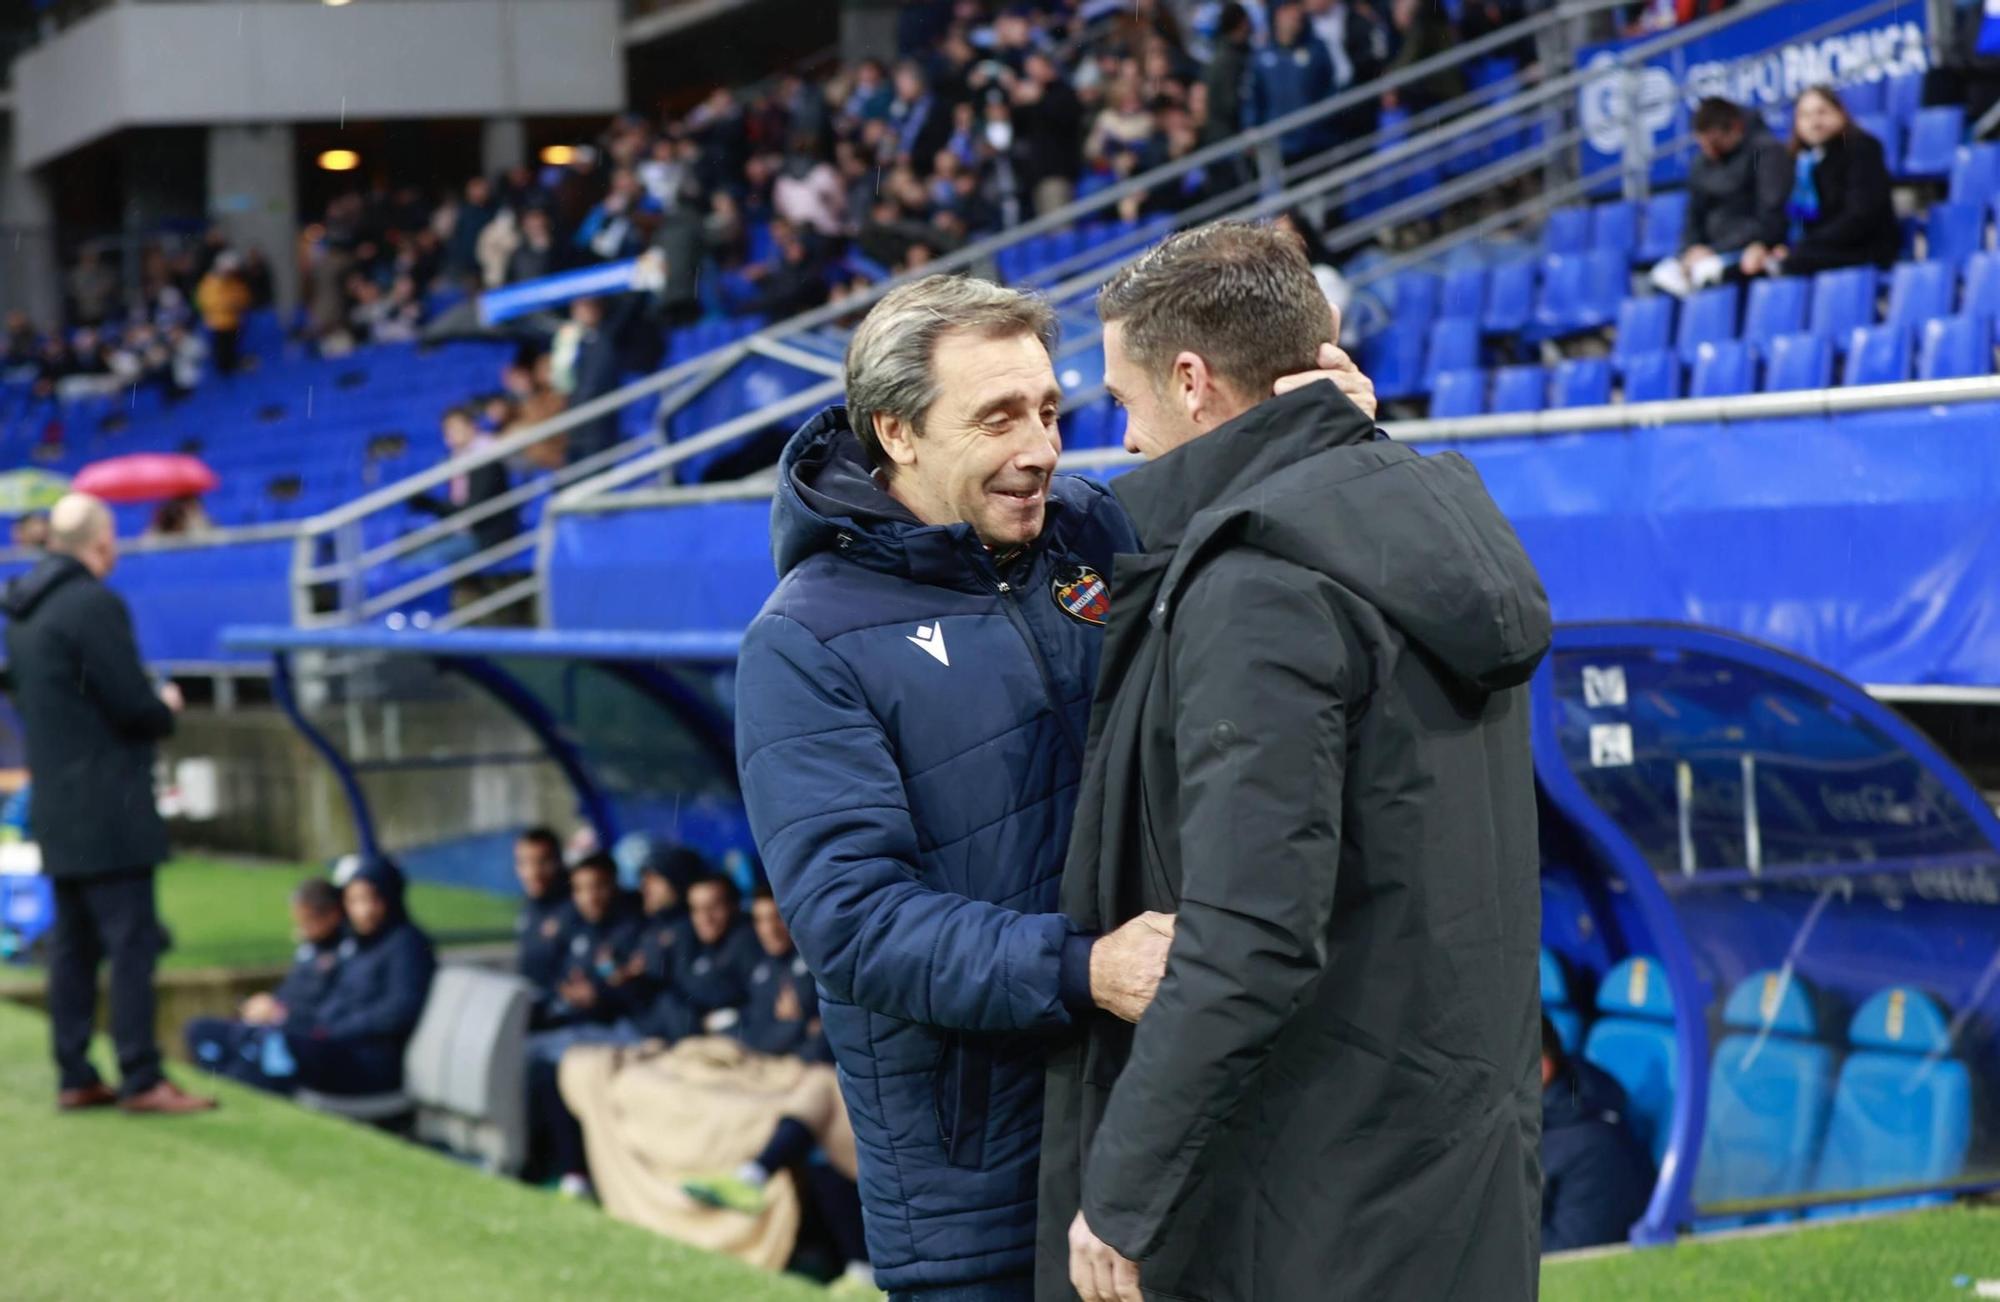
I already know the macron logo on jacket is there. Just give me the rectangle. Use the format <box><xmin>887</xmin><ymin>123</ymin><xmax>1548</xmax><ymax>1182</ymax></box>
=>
<box><xmin>906</xmin><ymin>622</ymin><xmax>950</xmax><ymax>666</ymax></box>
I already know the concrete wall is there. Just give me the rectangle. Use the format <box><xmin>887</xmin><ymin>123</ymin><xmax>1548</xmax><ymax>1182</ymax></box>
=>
<box><xmin>13</xmin><ymin>0</ymin><xmax>623</xmax><ymax>170</ymax></box>
<box><xmin>207</xmin><ymin>123</ymin><xmax>298</xmax><ymax>313</ymax></box>
<box><xmin>0</xmin><ymin>118</ymin><xmax>61</xmax><ymax>325</ymax></box>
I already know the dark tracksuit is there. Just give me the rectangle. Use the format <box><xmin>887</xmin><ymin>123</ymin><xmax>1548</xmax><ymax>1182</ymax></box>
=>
<box><xmin>1542</xmin><ymin>1059</ymin><xmax>1656</xmax><ymax>1253</ymax></box>
<box><xmin>1037</xmin><ymin>383</ymin><xmax>1552</xmax><ymax>1301</ymax></box>
<box><xmin>1</xmin><ymin>554</ymin><xmax>175</xmax><ymax>1098</ymax></box>
<box><xmin>528</xmin><ymin>899</ymin><xmax>644</xmax><ymax>1180</ymax></box>
<box><xmin>184</xmin><ymin>932</ymin><xmax>344</xmax><ymax>1086</ymax></box>
<box><xmin>649</xmin><ymin>918</ymin><xmax>762</xmax><ymax>1040</ymax></box>
<box><xmin>517</xmin><ymin>886</ymin><xmax>573</xmax><ymax>1029</ymax></box>
<box><xmin>734</xmin><ymin>946</ymin><xmax>828</xmax><ymax>1062</ymax></box>
<box><xmin>288</xmin><ymin>911</ymin><xmax>435</xmax><ymax>1095</ymax></box>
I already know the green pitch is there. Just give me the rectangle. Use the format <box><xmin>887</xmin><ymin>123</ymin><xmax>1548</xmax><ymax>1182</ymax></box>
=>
<box><xmin>1542</xmin><ymin>1202</ymin><xmax>2000</xmax><ymax>1300</ymax></box>
<box><xmin>153</xmin><ymin>855</ymin><xmax>518</xmax><ymax>971</ymax></box>
<box><xmin>0</xmin><ymin>1001</ymin><xmax>823</xmax><ymax>1302</ymax></box>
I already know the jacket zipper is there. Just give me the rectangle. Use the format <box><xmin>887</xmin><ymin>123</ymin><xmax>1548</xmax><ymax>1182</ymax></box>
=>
<box><xmin>978</xmin><ymin>550</ymin><xmax>1087</xmax><ymax>764</ymax></box>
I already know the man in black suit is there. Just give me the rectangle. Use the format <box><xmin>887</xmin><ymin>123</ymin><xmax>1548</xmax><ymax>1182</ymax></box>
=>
<box><xmin>1</xmin><ymin>494</ymin><xmax>214</xmax><ymax>1115</ymax></box>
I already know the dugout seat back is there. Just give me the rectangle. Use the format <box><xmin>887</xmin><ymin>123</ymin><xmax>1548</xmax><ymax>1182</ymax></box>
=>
<box><xmin>1541</xmin><ymin>948</ymin><xmax>1582</xmax><ymax>1052</ymax></box>
<box><xmin>1584</xmin><ymin>955</ymin><xmax>1678</xmax><ymax>1165</ymax></box>
<box><xmin>1812</xmin><ymin>987</ymin><xmax>1972</xmax><ymax>1200</ymax></box>
<box><xmin>296</xmin><ymin>964</ymin><xmax>533</xmax><ymax>1175</ymax></box>
<box><xmin>1693</xmin><ymin>971</ymin><xmax>1835</xmax><ymax>1208</ymax></box>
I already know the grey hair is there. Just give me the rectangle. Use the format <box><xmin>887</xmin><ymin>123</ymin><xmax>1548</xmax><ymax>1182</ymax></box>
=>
<box><xmin>1097</xmin><ymin>221</ymin><xmax>1333</xmax><ymax>399</ymax></box>
<box><xmin>46</xmin><ymin>493</ymin><xmax>111</xmax><ymax>556</ymax></box>
<box><xmin>844</xmin><ymin>274</ymin><xmax>1059</xmax><ymax>474</ymax></box>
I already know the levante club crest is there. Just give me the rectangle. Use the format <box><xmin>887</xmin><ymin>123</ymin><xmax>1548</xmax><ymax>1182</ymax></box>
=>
<box><xmin>1052</xmin><ymin>565</ymin><xmax>1110</xmax><ymax>626</ymax></box>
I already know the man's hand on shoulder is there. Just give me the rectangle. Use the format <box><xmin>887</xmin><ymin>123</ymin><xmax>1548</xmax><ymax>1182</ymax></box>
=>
<box><xmin>1274</xmin><ymin>340</ymin><xmax>1377</xmax><ymax>422</ymax></box>
<box><xmin>1090</xmin><ymin>911</ymin><xmax>1175</xmax><ymax>1024</ymax></box>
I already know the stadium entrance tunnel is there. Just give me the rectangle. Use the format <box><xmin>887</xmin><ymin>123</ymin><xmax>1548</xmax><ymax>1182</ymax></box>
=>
<box><xmin>227</xmin><ymin>620</ymin><xmax>2000</xmax><ymax>1246</ymax></box>
<box><xmin>220</xmin><ymin>626</ymin><xmax>753</xmax><ymax>890</ymax></box>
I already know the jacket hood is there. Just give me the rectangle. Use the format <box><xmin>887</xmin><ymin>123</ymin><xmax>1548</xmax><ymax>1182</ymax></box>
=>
<box><xmin>770</xmin><ymin>405</ymin><xmax>1102</xmax><ymax>587</ymax></box>
<box><xmin>1544</xmin><ymin>1058</ymin><xmax>1633</xmax><ymax>1133</ymax></box>
<box><xmin>0</xmin><ymin>554</ymin><xmax>88</xmax><ymax>620</ymax></box>
<box><xmin>1117</xmin><ymin>382</ymin><xmax>1552</xmax><ymax>693</ymax></box>
<box><xmin>334</xmin><ymin>853</ymin><xmax>410</xmax><ymax>932</ymax></box>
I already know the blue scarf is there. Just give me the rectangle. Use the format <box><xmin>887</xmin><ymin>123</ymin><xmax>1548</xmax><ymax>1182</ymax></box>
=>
<box><xmin>1792</xmin><ymin>150</ymin><xmax>1824</xmax><ymax>247</ymax></box>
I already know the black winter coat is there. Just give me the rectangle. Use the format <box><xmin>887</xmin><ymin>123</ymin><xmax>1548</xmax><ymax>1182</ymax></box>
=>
<box><xmin>1037</xmin><ymin>383</ymin><xmax>1552</xmax><ymax>1302</ymax></box>
<box><xmin>1</xmin><ymin>555</ymin><xmax>174</xmax><ymax>878</ymax></box>
<box><xmin>1781</xmin><ymin>128</ymin><xmax>1900</xmax><ymax>278</ymax></box>
<box><xmin>1683</xmin><ymin>119</ymin><xmax>1792</xmax><ymax>254</ymax></box>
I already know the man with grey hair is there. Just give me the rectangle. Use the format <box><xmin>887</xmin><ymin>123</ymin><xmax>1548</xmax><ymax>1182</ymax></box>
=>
<box><xmin>735</xmin><ymin>270</ymin><xmax>1372</xmax><ymax>1300</ymax></box>
<box><xmin>2</xmin><ymin>494</ymin><xmax>213</xmax><ymax>1114</ymax></box>
<box><xmin>1041</xmin><ymin>222</ymin><xmax>1548</xmax><ymax>1302</ymax></box>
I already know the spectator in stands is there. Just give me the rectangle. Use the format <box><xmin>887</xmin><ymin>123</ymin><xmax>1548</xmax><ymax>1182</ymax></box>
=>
<box><xmin>1202</xmin><ymin>3</ymin><xmax>1257</xmax><ymax>146</ymax></box>
<box><xmin>1013</xmin><ymin>51</ymin><xmax>1089</xmax><ymax>215</ymax></box>
<box><xmin>195</xmin><ymin>252</ymin><xmax>253</xmax><ymax>376</ymax></box>
<box><xmin>774</xmin><ymin>135</ymin><xmax>849</xmax><ymax>240</ymax></box>
<box><xmin>1764</xmin><ymin>86</ymin><xmax>1900</xmax><ymax>280</ymax></box>
<box><xmin>1652</xmin><ymin>97</ymin><xmax>1790</xmax><ymax>295</ymax></box>
<box><xmin>10</xmin><ymin>513</ymin><xmax>49</xmax><ymax>552</ymax></box>
<box><xmin>513</xmin><ymin>826</ymin><xmax>571</xmax><ymax>1021</ymax></box>
<box><xmin>3</xmin><ymin>494</ymin><xmax>211</xmax><ymax>1116</ymax></box>
<box><xmin>507</xmin><ymin>207</ymin><xmax>562</xmax><ymax>285</ymax></box>
<box><xmin>410</xmin><ymin>404</ymin><xmax>518</xmax><ymax>558</ymax></box>
<box><xmin>146</xmin><ymin>496</ymin><xmax>213</xmax><ymax>540</ymax></box>
<box><xmin>1252</xmin><ymin>3</ymin><xmax>1338</xmax><ymax>159</ymax></box>
<box><xmin>889</xmin><ymin>60</ymin><xmax>953</xmax><ymax>171</ymax></box>
<box><xmin>67</xmin><ymin>249</ymin><xmax>119</xmax><ymax>329</ymax></box>
<box><xmin>446</xmin><ymin>175</ymin><xmax>501</xmax><ymax>288</ymax></box>
<box><xmin>577</xmin><ymin>168</ymin><xmax>660</xmax><ymax>263</ymax></box>
<box><xmin>1382</xmin><ymin>0</ymin><xmax>1465</xmax><ymax>113</ymax></box>
<box><xmin>183</xmin><ymin>878</ymin><xmax>346</xmax><ymax>1086</ymax></box>
<box><xmin>1541</xmin><ymin>1013</ymin><xmax>1654</xmax><ymax>1253</ymax></box>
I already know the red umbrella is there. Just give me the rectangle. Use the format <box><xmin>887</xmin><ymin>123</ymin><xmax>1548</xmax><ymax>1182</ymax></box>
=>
<box><xmin>72</xmin><ymin>453</ymin><xmax>219</xmax><ymax>504</ymax></box>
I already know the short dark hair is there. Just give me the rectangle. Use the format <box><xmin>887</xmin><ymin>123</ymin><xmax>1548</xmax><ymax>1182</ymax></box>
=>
<box><xmin>517</xmin><ymin>826</ymin><xmax>561</xmax><ymax>860</ymax></box>
<box><xmin>689</xmin><ymin>872</ymin><xmax>741</xmax><ymax>907</ymax></box>
<box><xmin>1540</xmin><ymin>1012</ymin><xmax>1564</xmax><ymax>1068</ymax></box>
<box><xmin>571</xmin><ymin>851</ymin><xmax>618</xmax><ymax>882</ymax></box>
<box><xmin>292</xmin><ymin>878</ymin><xmax>342</xmax><ymax>914</ymax></box>
<box><xmin>1097</xmin><ymin>221</ymin><xmax>1333</xmax><ymax>402</ymax></box>
<box><xmin>1218</xmin><ymin>2</ymin><xmax>1253</xmax><ymax>37</ymax></box>
<box><xmin>1692</xmin><ymin>97</ymin><xmax>1745</xmax><ymax>134</ymax></box>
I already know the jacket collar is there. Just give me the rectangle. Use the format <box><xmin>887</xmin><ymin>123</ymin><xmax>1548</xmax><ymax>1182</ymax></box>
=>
<box><xmin>1112</xmin><ymin>381</ymin><xmax>1374</xmax><ymax>552</ymax></box>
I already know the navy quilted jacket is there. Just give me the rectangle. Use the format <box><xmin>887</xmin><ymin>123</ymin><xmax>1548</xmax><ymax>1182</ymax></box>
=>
<box><xmin>736</xmin><ymin>408</ymin><xmax>1137</xmax><ymax>1291</ymax></box>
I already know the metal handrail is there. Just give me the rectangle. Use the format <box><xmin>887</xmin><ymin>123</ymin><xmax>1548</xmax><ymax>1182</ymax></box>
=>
<box><xmin>559</xmin><ymin>377</ymin><xmax>2000</xmax><ymax>515</ymax></box>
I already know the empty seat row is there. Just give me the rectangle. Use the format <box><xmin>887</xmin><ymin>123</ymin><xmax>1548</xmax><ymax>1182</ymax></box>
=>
<box><xmin>1431</xmin><ymin>360</ymin><xmax>1614</xmax><ymax>417</ymax></box>
<box><xmin>1570</xmin><ymin>956</ymin><xmax>1974</xmax><ymax>1212</ymax></box>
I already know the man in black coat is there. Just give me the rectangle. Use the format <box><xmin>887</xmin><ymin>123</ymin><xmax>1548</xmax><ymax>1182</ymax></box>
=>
<box><xmin>1</xmin><ymin>494</ymin><xmax>214</xmax><ymax>1115</ymax></box>
<box><xmin>1540</xmin><ymin>1014</ymin><xmax>1655</xmax><ymax>1253</ymax></box>
<box><xmin>1039</xmin><ymin>224</ymin><xmax>1550</xmax><ymax>1302</ymax></box>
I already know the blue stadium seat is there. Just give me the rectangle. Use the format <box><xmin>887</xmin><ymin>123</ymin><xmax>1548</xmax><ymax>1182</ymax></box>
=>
<box><xmin>1765</xmin><ymin>332</ymin><xmax>1834</xmax><ymax>391</ymax></box>
<box><xmin>1490</xmin><ymin>364</ymin><xmax>1547</xmax><ymax>414</ymax></box>
<box><xmin>1693</xmin><ymin>972</ymin><xmax>1836</xmax><ymax>1210</ymax></box>
<box><xmin>1622</xmin><ymin>349</ymin><xmax>1682</xmax><ymax>402</ymax></box>
<box><xmin>1903</xmin><ymin>107</ymin><xmax>1966</xmax><ymax>180</ymax></box>
<box><xmin>1542</xmin><ymin>206</ymin><xmax>1593</xmax><ymax>259</ymax></box>
<box><xmin>1965</xmin><ymin>251</ymin><xmax>2000</xmax><ymax>321</ymax></box>
<box><xmin>1552</xmin><ymin>357</ymin><xmax>1614</xmax><ymax>408</ymax></box>
<box><xmin>1638</xmin><ymin>191</ymin><xmax>1689</xmax><ymax>264</ymax></box>
<box><xmin>1841</xmin><ymin>78</ymin><xmax>1886</xmax><ymax>117</ymax></box>
<box><xmin>1423</xmin><ymin>317</ymin><xmax>1483</xmax><ymax>390</ymax></box>
<box><xmin>1386</xmin><ymin>271</ymin><xmax>1443</xmax><ymax>330</ymax></box>
<box><xmin>1918</xmin><ymin>314</ymin><xmax>1993</xmax><ymax>380</ymax></box>
<box><xmin>1613</xmin><ymin>296</ymin><xmax>1675</xmax><ymax>369</ymax></box>
<box><xmin>1442</xmin><ymin>265</ymin><xmax>1489</xmax><ymax>321</ymax></box>
<box><xmin>1926</xmin><ymin>202</ymin><xmax>1987</xmax><ymax>267</ymax></box>
<box><xmin>1677</xmin><ymin>285</ymin><xmax>1740</xmax><ymax>363</ymax></box>
<box><xmin>1854</xmin><ymin>113</ymin><xmax>1901</xmax><ymax>170</ymax></box>
<box><xmin>1533</xmin><ymin>250</ymin><xmax>1624</xmax><ymax>335</ymax></box>
<box><xmin>1482</xmin><ymin>258</ymin><xmax>1537</xmax><ymax>334</ymax></box>
<box><xmin>1885</xmin><ymin>71</ymin><xmax>1925</xmax><ymax>126</ymax></box>
<box><xmin>1364</xmin><ymin>325</ymin><xmax>1429</xmax><ymax>402</ymax></box>
<box><xmin>1843</xmin><ymin>325</ymin><xmax>1911</xmax><ymax>386</ymax></box>
<box><xmin>1541</xmin><ymin>949</ymin><xmax>1583</xmax><ymax>1054</ymax></box>
<box><xmin>1812</xmin><ymin>987</ymin><xmax>1972</xmax><ymax>1206</ymax></box>
<box><xmin>1947</xmin><ymin>143</ymin><xmax>2000</xmax><ymax>207</ymax></box>
<box><xmin>1742</xmin><ymin>277</ymin><xmax>1811</xmax><ymax>356</ymax></box>
<box><xmin>1690</xmin><ymin>340</ymin><xmax>1755</xmax><ymax>397</ymax></box>
<box><xmin>1808</xmin><ymin>267</ymin><xmax>1879</xmax><ymax>343</ymax></box>
<box><xmin>1886</xmin><ymin>261</ymin><xmax>1956</xmax><ymax>328</ymax></box>
<box><xmin>1430</xmin><ymin>368</ymin><xmax>1488</xmax><ymax>418</ymax></box>
<box><xmin>1592</xmin><ymin>201</ymin><xmax>1639</xmax><ymax>257</ymax></box>
<box><xmin>1584</xmin><ymin>956</ymin><xmax>1678</xmax><ymax>1165</ymax></box>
